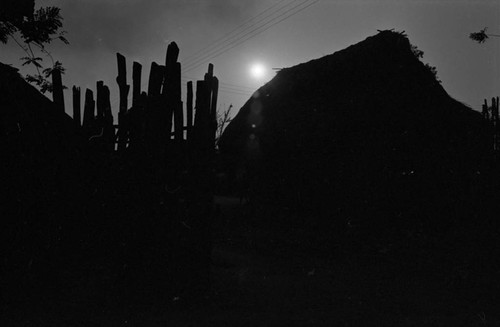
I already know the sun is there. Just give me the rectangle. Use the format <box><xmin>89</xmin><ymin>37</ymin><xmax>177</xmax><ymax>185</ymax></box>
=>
<box><xmin>249</xmin><ymin>62</ymin><xmax>266</xmax><ymax>80</ymax></box>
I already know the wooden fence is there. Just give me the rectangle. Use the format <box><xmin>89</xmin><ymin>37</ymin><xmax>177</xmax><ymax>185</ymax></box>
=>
<box><xmin>62</xmin><ymin>42</ymin><xmax>218</xmax><ymax>155</ymax></box>
<box><xmin>482</xmin><ymin>97</ymin><xmax>500</xmax><ymax>151</ymax></box>
<box><xmin>51</xmin><ymin>41</ymin><xmax>219</xmax><ymax>299</ymax></box>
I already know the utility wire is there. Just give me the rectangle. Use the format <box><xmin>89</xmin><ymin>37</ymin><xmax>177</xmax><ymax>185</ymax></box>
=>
<box><xmin>183</xmin><ymin>0</ymin><xmax>320</xmax><ymax>73</ymax></box>
<box><xmin>182</xmin><ymin>0</ymin><xmax>290</xmax><ymax>64</ymax></box>
<box><xmin>182</xmin><ymin>0</ymin><xmax>300</xmax><ymax>67</ymax></box>
<box><xmin>183</xmin><ymin>0</ymin><xmax>312</xmax><ymax>70</ymax></box>
<box><xmin>182</xmin><ymin>76</ymin><xmax>256</xmax><ymax>93</ymax></box>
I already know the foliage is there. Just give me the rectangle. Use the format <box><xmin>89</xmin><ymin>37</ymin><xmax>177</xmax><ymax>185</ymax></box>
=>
<box><xmin>19</xmin><ymin>7</ymin><xmax>67</xmax><ymax>46</ymax></box>
<box><xmin>0</xmin><ymin>0</ymin><xmax>68</xmax><ymax>93</ymax></box>
<box><xmin>383</xmin><ymin>30</ymin><xmax>440</xmax><ymax>83</ymax></box>
<box><xmin>25</xmin><ymin>61</ymin><xmax>67</xmax><ymax>94</ymax></box>
<box><xmin>424</xmin><ymin>64</ymin><xmax>439</xmax><ymax>82</ymax></box>
<box><xmin>470</xmin><ymin>27</ymin><xmax>489</xmax><ymax>44</ymax></box>
<box><xmin>215</xmin><ymin>104</ymin><xmax>233</xmax><ymax>148</ymax></box>
<box><xmin>0</xmin><ymin>0</ymin><xmax>34</xmax><ymax>43</ymax></box>
<box><xmin>410</xmin><ymin>42</ymin><xmax>440</xmax><ymax>83</ymax></box>
<box><xmin>410</xmin><ymin>44</ymin><xmax>424</xmax><ymax>59</ymax></box>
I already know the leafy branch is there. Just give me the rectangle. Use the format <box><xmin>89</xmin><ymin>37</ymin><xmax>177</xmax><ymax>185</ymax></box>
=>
<box><xmin>410</xmin><ymin>42</ymin><xmax>441</xmax><ymax>83</ymax></box>
<box><xmin>470</xmin><ymin>27</ymin><xmax>500</xmax><ymax>44</ymax></box>
<box><xmin>1</xmin><ymin>2</ymin><xmax>68</xmax><ymax>93</ymax></box>
<box><xmin>25</xmin><ymin>60</ymin><xmax>66</xmax><ymax>94</ymax></box>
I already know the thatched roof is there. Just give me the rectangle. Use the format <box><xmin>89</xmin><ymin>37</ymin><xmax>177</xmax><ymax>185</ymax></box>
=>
<box><xmin>0</xmin><ymin>62</ymin><xmax>79</xmax><ymax>151</ymax></box>
<box><xmin>0</xmin><ymin>62</ymin><xmax>80</xmax><ymax>217</ymax></box>
<box><xmin>221</xmin><ymin>30</ymin><xmax>485</xmax><ymax>158</ymax></box>
<box><xmin>219</xmin><ymin>30</ymin><xmax>489</xmax><ymax>223</ymax></box>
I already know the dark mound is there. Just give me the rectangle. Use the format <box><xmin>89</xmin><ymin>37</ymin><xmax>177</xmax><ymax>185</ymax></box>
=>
<box><xmin>219</xmin><ymin>31</ymin><xmax>490</xmax><ymax>238</ymax></box>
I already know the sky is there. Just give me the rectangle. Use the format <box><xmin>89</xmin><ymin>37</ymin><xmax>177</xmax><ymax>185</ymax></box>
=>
<box><xmin>1</xmin><ymin>0</ymin><xmax>500</xmax><ymax>119</ymax></box>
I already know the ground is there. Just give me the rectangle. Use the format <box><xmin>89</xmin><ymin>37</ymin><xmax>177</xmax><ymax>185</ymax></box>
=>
<box><xmin>2</xmin><ymin>196</ymin><xmax>499</xmax><ymax>326</ymax></box>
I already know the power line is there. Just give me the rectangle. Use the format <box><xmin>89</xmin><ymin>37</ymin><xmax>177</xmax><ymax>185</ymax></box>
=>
<box><xmin>80</xmin><ymin>2</ymin><xmax>315</xmax><ymax>114</ymax></box>
<box><xmin>182</xmin><ymin>76</ymin><xmax>256</xmax><ymax>93</ymax></box>
<box><xmin>182</xmin><ymin>77</ymin><xmax>254</xmax><ymax>96</ymax></box>
<box><xmin>182</xmin><ymin>0</ymin><xmax>299</xmax><ymax>67</ymax></box>
<box><xmin>109</xmin><ymin>56</ymin><xmax>260</xmax><ymax>110</ymax></box>
<box><xmin>183</xmin><ymin>0</ymin><xmax>312</xmax><ymax>71</ymax></box>
<box><xmin>183</xmin><ymin>0</ymin><xmax>320</xmax><ymax>73</ymax></box>
<box><xmin>182</xmin><ymin>0</ymin><xmax>290</xmax><ymax>64</ymax></box>
<box><xmin>219</xmin><ymin>89</ymin><xmax>253</xmax><ymax>97</ymax></box>
<box><xmin>219</xmin><ymin>85</ymin><xmax>255</xmax><ymax>94</ymax></box>
<box><xmin>219</xmin><ymin>81</ymin><xmax>256</xmax><ymax>91</ymax></box>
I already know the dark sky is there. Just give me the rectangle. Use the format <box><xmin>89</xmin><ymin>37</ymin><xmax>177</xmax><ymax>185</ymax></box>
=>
<box><xmin>2</xmin><ymin>0</ymin><xmax>499</xmax><ymax>118</ymax></box>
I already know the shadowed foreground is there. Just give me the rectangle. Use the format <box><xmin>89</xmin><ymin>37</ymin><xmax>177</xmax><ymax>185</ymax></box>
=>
<box><xmin>2</xmin><ymin>196</ymin><xmax>500</xmax><ymax>326</ymax></box>
<box><xmin>2</xmin><ymin>30</ymin><xmax>500</xmax><ymax>326</ymax></box>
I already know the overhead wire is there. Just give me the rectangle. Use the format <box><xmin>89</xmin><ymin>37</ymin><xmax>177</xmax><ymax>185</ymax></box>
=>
<box><xmin>182</xmin><ymin>0</ymin><xmax>311</xmax><ymax>70</ymax></box>
<box><xmin>183</xmin><ymin>0</ymin><xmax>320</xmax><ymax>73</ymax></box>
<box><xmin>109</xmin><ymin>65</ymin><xmax>258</xmax><ymax>111</ymax></box>
<box><xmin>107</xmin><ymin>0</ymin><xmax>317</xmax><ymax>111</ymax></box>
<box><xmin>182</xmin><ymin>75</ymin><xmax>256</xmax><ymax>93</ymax></box>
<box><xmin>182</xmin><ymin>0</ymin><xmax>290</xmax><ymax>64</ymax></box>
<box><xmin>182</xmin><ymin>0</ymin><xmax>299</xmax><ymax>67</ymax></box>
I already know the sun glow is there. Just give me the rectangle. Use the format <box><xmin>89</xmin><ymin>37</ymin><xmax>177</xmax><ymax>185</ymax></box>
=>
<box><xmin>249</xmin><ymin>62</ymin><xmax>266</xmax><ymax>80</ymax></box>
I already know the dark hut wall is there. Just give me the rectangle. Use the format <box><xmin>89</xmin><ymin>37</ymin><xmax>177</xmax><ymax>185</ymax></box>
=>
<box><xmin>219</xmin><ymin>31</ymin><xmax>490</xmax><ymax>231</ymax></box>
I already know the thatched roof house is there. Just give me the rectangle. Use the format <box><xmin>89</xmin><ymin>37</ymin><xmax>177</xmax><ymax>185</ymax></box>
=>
<box><xmin>0</xmin><ymin>62</ymin><xmax>79</xmax><ymax>220</ymax></box>
<box><xmin>219</xmin><ymin>31</ymin><xmax>489</xmax><ymax>230</ymax></box>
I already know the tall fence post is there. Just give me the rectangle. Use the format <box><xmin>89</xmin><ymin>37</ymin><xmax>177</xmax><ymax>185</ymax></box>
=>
<box><xmin>82</xmin><ymin>89</ymin><xmax>95</xmax><ymax>139</ymax></box>
<box><xmin>96</xmin><ymin>81</ymin><xmax>106</xmax><ymax>129</ymax></box>
<box><xmin>210</xmin><ymin>77</ymin><xmax>219</xmax><ymax>142</ymax></box>
<box><xmin>72</xmin><ymin>86</ymin><xmax>81</xmax><ymax>128</ymax></box>
<box><xmin>103</xmin><ymin>84</ymin><xmax>115</xmax><ymax>152</ymax></box>
<box><xmin>163</xmin><ymin>42</ymin><xmax>181</xmax><ymax>143</ymax></box>
<box><xmin>145</xmin><ymin>62</ymin><xmax>165</xmax><ymax>150</ymax></box>
<box><xmin>132</xmin><ymin>62</ymin><xmax>142</xmax><ymax>108</ymax></box>
<box><xmin>184</xmin><ymin>63</ymin><xmax>219</xmax><ymax>297</ymax></box>
<box><xmin>482</xmin><ymin>99</ymin><xmax>489</xmax><ymax>120</ymax></box>
<box><xmin>52</xmin><ymin>68</ymin><xmax>65</xmax><ymax>113</ymax></box>
<box><xmin>117</xmin><ymin>53</ymin><xmax>130</xmax><ymax>152</ymax></box>
<box><xmin>186</xmin><ymin>81</ymin><xmax>193</xmax><ymax>142</ymax></box>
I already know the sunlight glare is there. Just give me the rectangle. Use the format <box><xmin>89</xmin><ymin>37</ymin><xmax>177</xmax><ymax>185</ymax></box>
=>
<box><xmin>250</xmin><ymin>62</ymin><xmax>266</xmax><ymax>80</ymax></box>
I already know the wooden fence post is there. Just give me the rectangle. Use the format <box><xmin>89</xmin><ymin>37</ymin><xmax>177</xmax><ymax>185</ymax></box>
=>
<box><xmin>132</xmin><ymin>62</ymin><xmax>142</xmax><ymax>108</ymax></box>
<box><xmin>117</xmin><ymin>53</ymin><xmax>130</xmax><ymax>152</ymax></box>
<box><xmin>96</xmin><ymin>81</ymin><xmax>105</xmax><ymax>128</ymax></box>
<box><xmin>185</xmin><ymin>63</ymin><xmax>220</xmax><ymax>297</ymax></box>
<box><xmin>72</xmin><ymin>86</ymin><xmax>81</xmax><ymax>128</ymax></box>
<box><xmin>210</xmin><ymin>77</ymin><xmax>219</xmax><ymax>142</ymax></box>
<box><xmin>52</xmin><ymin>68</ymin><xmax>65</xmax><ymax>113</ymax></box>
<box><xmin>163</xmin><ymin>42</ymin><xmax>181</xmax><ymax>143</ymax></box>
<box><xmin>145</xmin><ymin>62</ymin><xmax>165</xmax><ymax>150</ymax></box>
<box><xmin>82</xmin><ymin>89</ymin><xmax>95</xmax><ymax>139</ymax></box>
<box><xmin>194</xmin><ymin>80</ymin><xmax>208</xmax><ymax>139</ymax></box>
<box><xmin>148</xmin><ymin>62</ymin><xmax>164</xmax><ymax>99</ymax></box>
<box><xmin>103</xmin><ymin>84</ymin><xmax>115</xmax><ymax>152</ymax></box>
<box><xmin>186</xmin><ymin>81</ymin><xmax>193</xmax><ymax>141</ymax></box>
<box><xmin>482</xmin><ymin>99</ymin><xmax>489</xmax><ymax>120</ymax></box>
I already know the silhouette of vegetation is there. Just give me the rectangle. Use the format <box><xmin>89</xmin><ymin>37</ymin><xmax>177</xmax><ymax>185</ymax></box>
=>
<box><xmin>470</xmin><ymin>27</ymin><xmax>500</xmax><ymax>44</ymax></box>
<box><xmin>215</xmin><ymin>104</ymin><xmax>233</xmax><ymax>148</ymax></box>
<box><xmin>0</xmin><ymin>0</ymin><xmax>68</xmax><ymax>93</ymax></box>
<box><xmin>410</xmin><ymin>41</ymin><xmax>440</xmax><ymax>83</ymax></box>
